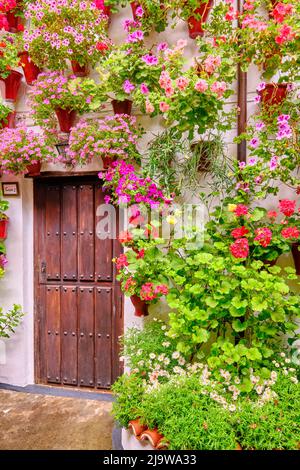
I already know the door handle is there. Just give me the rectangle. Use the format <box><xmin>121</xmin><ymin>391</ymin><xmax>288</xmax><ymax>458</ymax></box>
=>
<box><xmin>41</xmin><ymin>261</ymin><xmax>46</xmax><ymax>274</ymax></box>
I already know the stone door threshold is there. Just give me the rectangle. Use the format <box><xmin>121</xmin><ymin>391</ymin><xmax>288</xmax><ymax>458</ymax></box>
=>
<box><xmin>0</xmin><ymin>382</ymin><xmax>114</xmax><ymax>402</ymax></box>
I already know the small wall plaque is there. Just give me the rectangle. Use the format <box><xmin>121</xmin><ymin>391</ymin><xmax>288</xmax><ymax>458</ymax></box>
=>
<box><xmin>1</xmin><ymin>182</ymin><xmax>20</xmax><ymax>197</ymax></box>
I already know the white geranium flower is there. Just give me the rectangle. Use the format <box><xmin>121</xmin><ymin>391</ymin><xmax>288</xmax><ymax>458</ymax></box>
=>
<box><xmin>172</xmin><ymin>351</ymin><xmax>180</xmax><ymax>359</ymax></box>
<box><xmin>149</xmin><ymin>353</ymin><xmax>156</xmax><ymax>359</ymax></box>
<box><xmin>228</xmin><ymin>404</ymin><xmax>236</xmax><ymax>412</ymax></box>
<box><xmin>162</xmin><ymin>341</ymin><xmax>170</xmax><ymax>347</ymax></box>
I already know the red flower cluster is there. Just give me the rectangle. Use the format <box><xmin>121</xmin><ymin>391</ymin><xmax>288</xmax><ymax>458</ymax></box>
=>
<box><xmin>124</xmin><ymin>276</ymin><xmax>136</xmax><ymax>291</ymax></box>
<box><xmin>281</xmin><ymin>227</ymin><xmax>300</xmax><ymax>239</ymax></box>
<box><xmin>272</xmin><ymin>2</ymin><xmax>293</xmax><ymax>23</ymax></box>
<box><xmin>0</xmin><ymin>0</ymin><xmax>16</xmax><ymax>12</ymax></box>
<box><xmin>140</xmin><ymin>282</ymin><xmax>169</xmax><ymax>301</ymax></box>
<box><xmin>0</xmin><ymin>14</ymin><xmax>8</xmax><ymax>30</ymax></box>
<box><xmin>267</xmin><ymin>210</ymin><xmax>278</xmax><ymax>219</ymax></box>
<box><xmin>231</xmin><ymin>226</ymin><xmax>249</xmax><ymax>239</ymax></box>
<box><xmin>279</xmin><ymin>199</ymin><xmax>296</xmax><ymax>217</ymax></box>
<box><xmin>234</xmin><ymin>204</ymin><xmax>248</xmax><ymax>217</ymax></box>
<box><xmin>275</xmin><ymin>24</ymin><xmax>295</xmax><ymax>44</ymax></box>
<box><xmin>254</xmin><ymin>227</ymin><xmax>272</xmax><ymax>247</ymax></box>
<box><xmin>116</xmin><ymin>254</ymin><xmax>128</xmax><ymax>270</ymax></box>
<box><xmin>230</xmin><ymin>238</ymin><xmax>249</xmax><ymax>259</ymax></box>
<box><xmin>118</xmin><ymin>230</ymin><xmax>133</xmax><ymax>244</ymax></box>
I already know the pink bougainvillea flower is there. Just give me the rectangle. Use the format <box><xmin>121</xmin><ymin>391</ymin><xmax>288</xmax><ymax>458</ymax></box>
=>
<box><xmin>230</xmin><ymin>238</ymin><xmax>249</xmax><ymax>258</ymax></box>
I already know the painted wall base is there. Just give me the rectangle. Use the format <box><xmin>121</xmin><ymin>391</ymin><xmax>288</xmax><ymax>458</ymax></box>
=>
<box><xmin>121</xmin><ymin>428</ymin><xmax>154</xmax><ymax>451</ymax></box>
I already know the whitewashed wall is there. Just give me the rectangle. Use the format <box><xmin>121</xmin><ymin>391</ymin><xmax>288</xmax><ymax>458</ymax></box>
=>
<box><xmin>0</xmin><ymin>2</ymin><xmax>296</xmax><ymax>386</ymax></box>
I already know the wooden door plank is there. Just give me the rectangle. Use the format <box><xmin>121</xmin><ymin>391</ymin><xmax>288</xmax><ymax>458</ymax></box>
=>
<box><xmin>95</xmin><ymin>184</ymin><xmax>113</xmax><ymax>283</ymax></box>
<box><xmin>95</xmin><ymin>287</ymin><xmax>112</xmax><ymax>389</ymax></box>
<box><xmin>45</xmin><ymin>185</ymin><xmax>61</xmax><ymax>281</ymax></box>
<box><xmin>78</xmin><ymin>184</ymin><xmax>95</xmax><ymax>282</ymax></box>
<box><xmin>78</xmin><ymin>287</ymin><xmax>95</xmax><ymax>387</ymax></box>
<box><xmin>61</xmin><ymin>286</ymin><xmax>78</xmax><ymax>386</ymax></box>
<box><xmin>62</xmin><ymin>185</ymin><xmax>78</xmax><ymax>281</ymax></box>
<box><xmin>46</xmin><ymin>286</ymin><xmax>61</xmax><ymax>384</ymax></box>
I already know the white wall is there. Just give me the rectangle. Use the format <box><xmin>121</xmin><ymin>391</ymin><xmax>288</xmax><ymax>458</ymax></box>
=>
<box><xmin>0</xmin><ymin>2</ymin><xmax>297</xmax><ymax>386</ymax></box>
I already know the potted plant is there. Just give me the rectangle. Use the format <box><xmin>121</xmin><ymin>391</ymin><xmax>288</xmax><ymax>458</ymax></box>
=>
<box><xmin>0</xmin><ymin>197</ymin><xmax>9</xmax><ymax>240</ymax></box>
<box><xmin>258</xmin><ymin>82</ymin><xmax>288</xmax><ymax>107</ymax></box>
<box><xmin>66</xmin><ymin>114</ymin><xmax>141</xmax><ymax>167</ymax></box>
<box><xmin>172</xmin><ymin>0</ymin><xmax>214</xmax><ymax>39</ymax></box>
<box><xmin>24</xmin><ymin>0</ymin><xmax>111</xmax><ymax>71</ymax></box>
<box><xmin>291</xmin><ymin>242</ymin><xmax>300</xmax><ymax>275</ymax></box>
<box><xmin>0</xmin><ymin>33</ymin><xmax>22</xmax><ymax>101</ymax></box>
<box><xmin>28</xmin><ymin>71</ymin><xmax>103</xmax><ymax>133</ymax></box>
<box><xmin>0</xmin><ymin>100</ymin><xmax>15</xmax><ymax>128</ymax></box>
<box><xmin>18</xmin><ymin>51</ymin><xmax>41</xmax><ymax>85</ymax></box>
<box><xmin>0</xmin><ymin>126</ymin><xmax>57</xmax><ymax>175</ymax></box>
<box><xmin>0</xmin><ymin>0</ymin><xmax>24</xmax><ymax>33</ymax></box>
<box><xmin>97</xmin><ymin>23</ymin><xmax>185</xmax><ymax>115</ymax></box>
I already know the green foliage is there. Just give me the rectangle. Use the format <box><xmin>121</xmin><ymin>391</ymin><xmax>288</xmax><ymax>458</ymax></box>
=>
<box><xmin>112</xmin><ymin>373</ymin><xmax>145</xmax><ymax>428</ymax></box>
<box><xmin>0</xmin><ymin>305</ymin><xmax>24</xmax><ymax>338</ymax></box>
<box><xmin>0</xmin><ymin>101</ymin><xmax>13</xmax><ymax>125</ymax></box>
<box><xmin>0</xmin><ymin>34</ymin><xmax>19</xmax><ymax>79</ymax></box>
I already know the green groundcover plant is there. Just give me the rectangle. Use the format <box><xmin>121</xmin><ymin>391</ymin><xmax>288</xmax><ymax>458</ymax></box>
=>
<box><xmin>0</xmin><ymin>304</ymin><xmax>24</xmax><ymax>338</ymax></box>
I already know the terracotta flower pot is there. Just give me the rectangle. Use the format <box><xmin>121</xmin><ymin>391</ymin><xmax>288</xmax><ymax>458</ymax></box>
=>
<box><xmin>263</xmin><ymin>258</ymin><xmax>277</xmax><ymax>267</ymax></box>
<box><xmin>55</xmin><ymin>108</ymin><xmax>77</xmax><ymax>133</ymax></box>
<box><xmin>112</xmin><ymin>99</ymin><xmax>132</xmax><ymax>115</ymax></box>
<box><xmin>26</xmin><ymin>162</ymin><xmax>41</xmax><ymax>177</ymax></box>
<box><xmin>130</xmin><ymin>295</ymin><xmax>149</xmax><ymax>317</ymax></box>
<box><xmin>131</xmin><ymin>1</ymin><xmax>141</xmax><ymax>20</ymax></box>
<box><xmin>19</xmin><ymin>52</ymin><xmax>41</xmax><ymax>86</ymax></box>
<box><xmin>128</xmin><ymin>419</ymin><xmax>148</xmax><ymax>438</ymax></box>
<box><xmin>6</xmin><ymin>11</ymin><xmax>23</xmax><ymax>33</ymax></box>
<box><xmin>0</xmin><ymin>219</ymin><xmax>9</xmax><ymax>239</ymax></box>
<box><xmin>1</xmin><ymin>70</ymin><xmax>22</xmax><ymax>101</ymax></box>
<box><xmin>71</xmin><ymin>61</ymin><xmax>89</xmax><ymax>77</ymax></box>
<box><xmin>187</xmin><ymin>0</ymin><xmax>214</xmax><ymax>39</ymax></box>
<box><xmin>0</xmin><ymin>111</ymin><xmax>16</xmax><ymax>129</ymax></box>
<box><xmin>140</xmin><ymin>429</ymin><xmax>164</xmax><ymax>448</ymax></box>
<box><xmin>292</xmin><ymin>243</ymin><xmax>300</xmax><ymax>275</ymax></box>
<box><xmin>259</xmin><ymin>83</ymin><xmax>288</xmax><ymax>107</ymax></box>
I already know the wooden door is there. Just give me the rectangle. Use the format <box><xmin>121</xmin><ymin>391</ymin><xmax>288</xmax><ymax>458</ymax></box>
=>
<box><xmin>34</xmin><ymin>177</ymin><xmax>123</xmax><ymax>389</ymax></box>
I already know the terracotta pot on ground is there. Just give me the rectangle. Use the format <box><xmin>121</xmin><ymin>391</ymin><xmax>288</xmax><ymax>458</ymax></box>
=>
<box><xmin>55</xmin><ymin>108</ymin><xmax>77</xmax><ymax>133</ymax></box>
<box><xmin>19</xmin><ymin>52</ymin><xmax>41</xmax><ymax>86</ymax></box>
<box><xmin>140</xmin><ymin>429</ymin><xmax>164</xmax><ymax>448</ymax></box>
<box><xmin>0</xmin><ymin>219</ymin><xmax>9</xmax><ymax>239</ymax></box>
<box><xmin>128</xmin><ymin>419</ymin><xmax>148</xmax><ymax>438</ymax></box>
<box><xmin>26</xmin><ymin>162</ymin><xmax>41</xmax><ymax>177</ymax></box>
<box><xmin>0</xmin><ymin>111</ymin><xmax>16</xmax><ymax>129</ymax></box>
<box><xmin>6</xmin><ymin>11</ymin><xmax>23</xmax><ymax>33</ymax></box>
<box><xmin>130</xmin><ymin>295</ymin><xmax>149</xmax><ymax>317</ymax></box>
<box><xmin>292</xmin><ymin>243</ymin><xmax>300</xmax><ymax>275</ymax></box>
<box><xmin>0</xmin><ymin>70</ymin><xmax>22</xmax><ymax>101</ymax></box>
<box><xmin>187</xmin><ymin>0</ymin><xmax>214</xmax><ymax>39</ymax></box>
<box><xmin>112</xmin><ymin>99</ymin><xmax>132</xmax><ymax>115</ymax></box>
<box><xmin>71</xmin><ymin>61</ymin><xmax>89</xmax><ymax>77</ymax></box>
<box><xmin>259</xmin><ymin>83</ymin><xmax>288</xmax><ymax>107</ymax></box>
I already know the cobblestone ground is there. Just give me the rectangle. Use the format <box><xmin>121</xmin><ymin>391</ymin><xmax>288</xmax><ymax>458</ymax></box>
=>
<box><xmin>0</xmin><ymin>390</ymin><xmax>113</xmax><ymax>450</ymax></box>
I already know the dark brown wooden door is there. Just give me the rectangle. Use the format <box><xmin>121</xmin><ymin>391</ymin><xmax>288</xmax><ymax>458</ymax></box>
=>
<box><xmin>34</xmin><ymin>177</ymin><xmax>123</xmax><ymax>389</ymax></box>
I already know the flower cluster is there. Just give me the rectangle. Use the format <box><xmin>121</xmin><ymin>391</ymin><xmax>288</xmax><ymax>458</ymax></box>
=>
<box><xmin>100</xmin><ymin>160</ymin><xmax>173</xmax><ymax>209</ymax></box>
<box><xmin>0</xmin><ymin>33</ymin><xmax>19</xmax><ymax>78</ymax></box>
<box><xmin>0</xmin><ymin>126</ymin><xmax>57</xmax><ymax>174</ymax></box>
<box><xmin>66</xmin><ymin>114</ymin><xmax>141</xmax><ymax>167</ymax></box>
<box><xmin>28</xmin><ymin>71</ymin><xmax>101</xmax><ymax>129</ymax></box>
<box><xmin>24</xmin><ymin>0</ymin><xmax>111</xmax><ymax>69</ymax></box>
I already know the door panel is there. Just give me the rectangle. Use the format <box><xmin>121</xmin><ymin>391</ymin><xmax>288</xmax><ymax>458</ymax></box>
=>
<box><xmin>35</xmin><ymin>177</ymin><xmax>123</xmax><ymax>389</ymax></box>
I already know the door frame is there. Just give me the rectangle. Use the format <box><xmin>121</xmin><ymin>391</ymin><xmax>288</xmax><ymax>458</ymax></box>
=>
<box><xmin>33</xmin><ymin>173</ymin><xmax>124</xmax><ymax>388</ymax></box>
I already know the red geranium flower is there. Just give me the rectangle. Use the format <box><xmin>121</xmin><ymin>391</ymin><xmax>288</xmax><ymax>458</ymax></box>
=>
<box><xmin>254</xmin><ymin>227</ymin><xmax>272</xmax><ymax>247</ymax></box>
<box><xmin>231</xmin><ymin>226</ymin><xmax>249</xmax><ymax>239</ymax></box>
<box><xmin>234</xmin><ymin>204</ymin><xmax>249</xmax><ymax>217</ymax></box>
<box><xmin>281</xmin><ymin>227</ymin><xmax>300</xmax><ymax>239</ymax></box>
<box><xmin>279</xmin><ymin>199</ymin><xmax>296</xmax><ymax>217</ymax></box>
<box><xmin>230</xmin><ymin>238</ymin><xmax>249</xmax><ymax>259</ymax></box>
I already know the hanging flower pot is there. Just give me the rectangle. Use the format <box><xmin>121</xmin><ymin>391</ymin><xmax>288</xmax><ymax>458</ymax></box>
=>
<box><xmin>259</xmin><ymin>83</ymin><xmax>288</xmax><ymax>107</ymax></box>
<box><xmin>71</xmin><ymin>61</ymin><xmax>89</xmax><ymax>77</ymax></box>
<box><xmin>1</xmin><ymin>70</ymin><xmax>22</xmax><ymax>102</ymax></box>
<box><xmin>0</xmin><ymin>111</ymin><xmax>16</xmax><ymax>129</ymax></box>
<box><xmin>19</xmin><ymin>52</ymin><xmax>41</xmax><ymax>86</ymax></box>
<box><xmin>292</xmin><ymin>243</ymin><xmax>300</xmax><ymax>275</ymax></box>
<box><xmin>187</xmin><ymin>0</ymin><xmax>214</xmax><ymax>39</ymax></box>
<box><xmin>0</xmin><ymin>218</ymin><xmax>9</xmax><ymax>239</ymax></box>
<box><xmin>6</xmin><ymin>11</ymin><xmax>23</xmax><ymax>33</ymax></box>
<box><xmin>112</xmin><ymin>99</ymin><xmax>132</xmax><ymax>115</ymax></box>
<box><xmin>130</xmin><ymin>295</ymin><xmax>149</xmax><ymax>317</ymax></box>
<box><xmin>26</xmin><ymin>162</ymin><xmax>41</xmax><ymax>177</ymax></box>
<box><xmin>55</xmin><ymin>108</ymin><xmax>77</xmax><ymax>133</ymax></box>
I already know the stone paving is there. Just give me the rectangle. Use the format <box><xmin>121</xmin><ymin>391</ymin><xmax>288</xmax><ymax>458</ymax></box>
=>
<box><xmin>0</xmin><ymin>389</ymin><xmax>113</xmax><ymax>450</ymax></box>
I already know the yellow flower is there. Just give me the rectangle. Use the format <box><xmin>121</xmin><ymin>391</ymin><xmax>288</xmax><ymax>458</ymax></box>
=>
<box><xmin>228</xmin><ymin>204</ymin><xmax>237</xmax><ymax>212</ymax></box>
<box><xmin>166</xmin><ymin>215</ymin><xmax>177</xmax><ymax>225</ymax></box>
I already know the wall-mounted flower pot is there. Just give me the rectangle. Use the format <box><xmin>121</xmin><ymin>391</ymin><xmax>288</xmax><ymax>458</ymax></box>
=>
<box><xmin>71</xmin><ymin>61</ymin><xmax>89</xmax><ymax>77</ymax></box>
<box><xmin>130</xmin><ymin>295</ymin><xmax>149</xmax><ymax>317</ymax></box>
<box><xmin>6</xmin><ymin>11</ymin><xmax>23</xmax><ymax>33</ymax></box>
<box><xmin>0</xmin><ymin>219</ymin><xmax>9</xmax><ymax>239</ymax></box>
<box><xmin>26</xmin><ymin>162</ymin><xmax>41</xmax><ymax>177</ymax></box>
<box><xmin>292</xmin><ymin>243</ymin><xmax>300</xmax><ymax>275</ymax></box>
<box><xmin>187</xmin><ymin>0</ymin><xmax>214</xmax><ymax>39</ymax></box>
<box><xmin>259</xmin><ymin>83</ymin><xmax>288</xmax><ymax>107</ymax></box>
<box><xmin>55</xmin><ymin>108</ymin><xmax>77</xmax><ymax>133</ymax></box>
<box><xmin>0</xmin><ymin>70</ymin><xmax>22</xmax><ymax>102</ymax></box>
<box><xmin>102</xmin><ymin>155</ymin><xmax>117</xmax><ymax>169</ymax></box>
<box><xmin>131</xmin><ymin>1</ymin><xmax>141</xmax><ymax>20</ymax></box>
<box><xmin>0</xmin><ymin>111</ymin><xmax>16</xmax><ymax>129</ymax></box>
<box><xmin>112</xmin><ymin>99</ymin><xmax>132</xmax><ymax>115</ymax></box>
<box><xmin>19</xmin><ymin>52</ymin><xmax>41</xmax><ymax>86</ymax></box>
